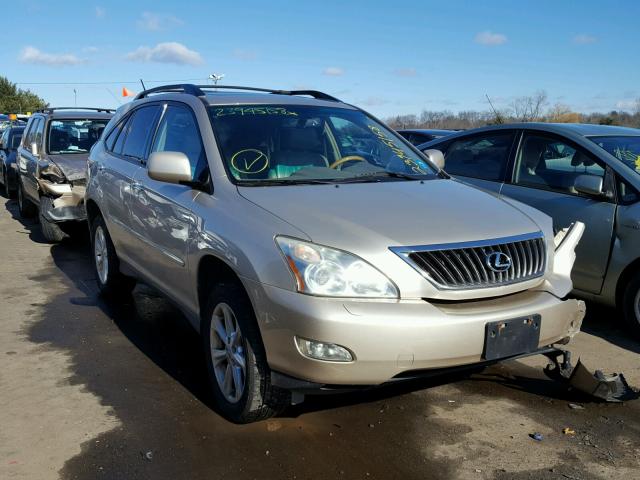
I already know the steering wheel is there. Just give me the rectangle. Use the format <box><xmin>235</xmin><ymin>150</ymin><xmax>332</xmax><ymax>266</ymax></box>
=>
<box><xmin>329</xmin><ymin>155</ymin><xmax>367</xmax><ymax>170</ymax></box>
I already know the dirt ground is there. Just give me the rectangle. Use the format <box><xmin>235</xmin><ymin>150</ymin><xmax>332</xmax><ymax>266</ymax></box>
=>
<box><xmin>0</xmin><ymin>195</ymin><xmax>639</xmax><ymax>480</ymax></box>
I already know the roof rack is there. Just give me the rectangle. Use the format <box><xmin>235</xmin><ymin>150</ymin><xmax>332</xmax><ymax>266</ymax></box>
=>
<box><xmin>134</xmin><ymin>84</ymin><xmax>342</xmax><ymax>102</ymax></box>
<box><xmin>134</xmin><ymin>84</ymin><xmax>205</xmax><ymax>100</ymax></box>
<box><xmin>37</xmin><ymin>107</ymin><xmax>115</xmax><ymax>114</ymax></box>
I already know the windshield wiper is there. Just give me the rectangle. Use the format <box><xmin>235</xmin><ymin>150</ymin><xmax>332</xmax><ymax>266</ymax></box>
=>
<box><xmin>236</xmin><ymin>178</ymin><xmax>337</xmax><ymax>186</ymax></box>
<box><xmin>332</xmin><ymin>171</ymin><xmax>428</xmax><ymax>183</ymax></box>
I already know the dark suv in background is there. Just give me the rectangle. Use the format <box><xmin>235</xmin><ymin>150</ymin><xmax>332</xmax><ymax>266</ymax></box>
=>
<box><xmin>17</xmin><ymin>107</ymin><xmax>113</xmax><ymax>241</ymax></box>
<box><xmin>0</xmin><ymin>125</ymin><xmax>25</xmax><ymax>198</ymax></box>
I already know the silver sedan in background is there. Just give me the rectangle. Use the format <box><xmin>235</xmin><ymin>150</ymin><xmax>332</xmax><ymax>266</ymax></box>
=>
<box><xmin>420</xmin><ymin>123</ymin><xmax>640</xmax><ymax>335</ymax></box>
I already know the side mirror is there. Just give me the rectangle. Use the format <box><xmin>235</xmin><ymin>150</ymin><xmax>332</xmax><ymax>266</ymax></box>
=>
<box><xmin>30</xmin><ymin>142</ymin><xmax>39</xmax><ymax>156</ymax></box>
<box><xmin>574</xmin><ymin>174</ymin><xmax>603</xmax><ymax>196</ymax></box>
<box><xmin>422</xmin><ymin>149</ymin><xmax>445</xmax><ymax>170</ymax></box>
<box><xmin>11</xmin><ymin>137</ymin><xmax>22</xmax><ymax>150</ymax></box>
<box><xmin>147</xmin><ymin>151</ymin><xmax>193</xmax><ymax>184</ymax></box>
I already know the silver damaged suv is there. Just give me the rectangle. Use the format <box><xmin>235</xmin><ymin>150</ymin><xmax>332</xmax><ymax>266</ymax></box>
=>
<box><xmin>85</xmin><ymin>84</ymin><xmax>586</xmax><ymax>423</ymax></box>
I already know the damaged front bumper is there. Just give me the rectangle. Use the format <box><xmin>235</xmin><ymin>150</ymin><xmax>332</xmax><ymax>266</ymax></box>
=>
<box><xmin>38</xmin><ymin>179</ymin><xmax>86</xmax><ymax>222</ymax></box>
<box><xmin>544</xmin><ymin>350</ymin><xmax>639</xmax><ymax>402</ymax></box>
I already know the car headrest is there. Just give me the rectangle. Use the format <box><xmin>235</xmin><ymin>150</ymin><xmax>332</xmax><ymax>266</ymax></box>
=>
<box><xmin>571</xmin><ymin>151</ymin><xmax>595</xmax><ymax>167</ymax></box>
<box><xmin>280</xmin><ymin>128</ymin><xmax>321</xmax><ymax>152</ymax></box>
<box><xmin>521</xmin><ymin>137</ymin><xmax>547</xmax><ymax>169</ymax></box>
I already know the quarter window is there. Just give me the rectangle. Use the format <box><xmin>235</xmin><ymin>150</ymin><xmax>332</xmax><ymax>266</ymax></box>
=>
<box><xmin>105</xmin><ymin>119</ymin><xmax>124</xmax><ymax>152</ymax></box>
<box><xmin>514</xmin><ymin>134</ymin><xmax>605</xmax><ymax>195</ymax></box>
<box><xmin>443</xmin><ymin>132</ymin><xmax>514</xmax><ymax>181</ymax></box>
<box><xmin>111</xmin><ymin>116</ymin><xmax>131</xmax><ymax>155</ymax></box>
<box><xmin>121</xmin><ymin>105</ymin><xmax>161</xmax><ymax>160</ymax></box>
<box><xmin>151</xmin><ymin>105</ymin><xmax>208</xmax><ymax>182</ymax></box>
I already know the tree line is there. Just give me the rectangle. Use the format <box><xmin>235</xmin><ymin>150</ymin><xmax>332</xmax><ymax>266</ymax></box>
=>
<box><xmin>385</xmin><ymin>91</ymin><xmax>640</xmax><ymax>130</ymax></box>
<box><xmin>0</xmin><ymin>76</ymin><xmax>48</xmax><ymax>114</ymax></box>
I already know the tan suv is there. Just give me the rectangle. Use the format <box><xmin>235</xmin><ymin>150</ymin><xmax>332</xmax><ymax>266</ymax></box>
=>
<box><xmin>85</xmin><ymin>84</ymin><xmax>586</xmax><ymax>423</ymax></box>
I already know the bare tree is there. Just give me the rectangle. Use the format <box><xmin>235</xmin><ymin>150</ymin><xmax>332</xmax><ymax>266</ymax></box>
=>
<box><xmin>510</xmin><ymin>90</ymin><xmax>548</xmax><ymax>122</ymax></box>
<box><xmin>384</xmin><ymin>90</ymin><xmax>640</xmax><ymax>130</ymax></box>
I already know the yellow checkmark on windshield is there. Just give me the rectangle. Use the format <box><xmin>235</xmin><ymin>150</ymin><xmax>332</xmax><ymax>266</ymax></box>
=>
<box><xmin>231</xmin><ymin>149</ymin><xmax>269</xmax><ymax>174</ymax></box>
<box><xmin>636</xmin><ymin>155</ymin><xmax>640</xmax><ymax>171</ymax></box>
<box><xmin>245</xmin><ymin>156</ymin><xmax>262</xmax><ymax>170</ymax></box>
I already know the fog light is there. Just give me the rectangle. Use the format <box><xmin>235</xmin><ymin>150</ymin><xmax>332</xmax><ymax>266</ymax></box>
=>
<box><xmin>295</xmin><ymin>337</ymin><xmax>353</xmax><ymax>362</ymax></box>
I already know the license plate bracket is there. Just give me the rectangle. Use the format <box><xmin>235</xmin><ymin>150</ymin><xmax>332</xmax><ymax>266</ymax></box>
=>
<box><xmin>482</xmin><ymin>315</ymin><xmax>541</xmax><ymax>361</ymax></box>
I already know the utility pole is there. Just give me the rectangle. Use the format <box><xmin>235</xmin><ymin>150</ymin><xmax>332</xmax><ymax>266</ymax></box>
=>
<box><xmin>74</xmin><ymin>89</ymin><xmax>77</xmax><ymax>107</ymax></box>
<box><xmin>209</xmin><ymin>73</ymin><xmax>225</xmax><ymax>86</ymax></box>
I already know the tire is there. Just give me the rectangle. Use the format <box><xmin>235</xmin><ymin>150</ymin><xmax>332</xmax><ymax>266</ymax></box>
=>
<box><xmin>90</xmin><ymin>215</ymin><xmax>136</xmax><ymax>296</ymax></box>
<box><xmin>622</xmin><ymin>271</ymin><xmax>640</xmax><ymax>338</ymax></box>
<box><xmin>203</xmin><ymin>282</ymin><xmax>290</xmax><ymax>423</ymax></box>
<box><xmin>4</xmin><ymin>172</ymin><xmax>14</xmax><ymax>199</ymax></box>
<box><xmin>17</xmin><ymin>180</ymin><xmax>36</xmax><ymax>218</ymax></box>
<box><xmin>2</xmin><ymin>172</ymin><xmax>10</xmax><ymax>199</ymax></box>
<box><xmin>39</xmin><ymin>196</ymin><xmax>68</xmax><ymax>243</ymax></box>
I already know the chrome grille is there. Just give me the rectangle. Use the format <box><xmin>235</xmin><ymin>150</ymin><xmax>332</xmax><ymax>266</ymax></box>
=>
<box><xmin>391</xmin><ymin>233</ymin><xmax>546</xmax><ymax>290</ymax></box>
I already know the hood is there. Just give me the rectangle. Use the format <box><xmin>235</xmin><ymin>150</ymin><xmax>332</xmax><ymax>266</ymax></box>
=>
<box><xmin>49</xmin><ymin>153</ymin><xmax>89</xmax><ymax>182</ymax></box>
<box><xmin>239</xmin><ymin>179</ymin><xmax>543</xmax><ymax>252</ymax></box>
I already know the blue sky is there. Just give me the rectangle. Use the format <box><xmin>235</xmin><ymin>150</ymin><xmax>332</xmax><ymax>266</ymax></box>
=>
<box><xmin>4</xmin><ymin>0</ymin><xmax>639</xmax><ymax>117</ymax></box>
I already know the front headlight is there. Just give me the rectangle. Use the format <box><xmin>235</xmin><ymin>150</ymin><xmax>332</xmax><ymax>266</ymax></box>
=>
<box><xmin>276</xmin><ymin>236</ymin><xmax>399</xmax><ymax>298</ymax></box>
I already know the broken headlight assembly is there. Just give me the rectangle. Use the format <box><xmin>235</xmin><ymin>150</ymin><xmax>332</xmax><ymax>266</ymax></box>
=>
<box><xmin>39</xmin><ymin>162</ymin><xmax>66</xmax><ymax>184</ymax></box>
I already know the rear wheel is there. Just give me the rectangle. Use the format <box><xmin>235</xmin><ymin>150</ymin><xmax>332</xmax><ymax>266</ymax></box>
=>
<box><xmin>3</xmin><ymin>172</ymin><xmax>11</xmax><ymax>199</ymax></box>
<box><xmin>39</xmin><ymin>196</ymin><xmax>67</xmax><ymax>243</ymax></box>
<box><xmin>203</xmin><ymin>282</ymin><xmax>289</xmax><ymax>423</ymax></box>
<box><xmin>90</xmin><ymin>215</ymin><xmax>136</xmax><ymax>296</ymax></box>
<box><xmin>17</xmin><ymin>180</ymin><xmax>36</xmax><ymax>218</ymax></box>
<box><xmin>622</xmin><ymin>271</ymin><xmax>640</xmax><ymax>338</ymax></box>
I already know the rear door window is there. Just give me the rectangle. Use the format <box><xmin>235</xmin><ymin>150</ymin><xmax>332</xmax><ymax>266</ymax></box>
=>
<box><xmin>443</xmin><ymin>132</ymin><xmax>514</xmax><ymax>181</ymax></box>
<box><xmin>121</xmin><ymin>105</ymin><xmax>161</xmax><ymax>160</ymax></box>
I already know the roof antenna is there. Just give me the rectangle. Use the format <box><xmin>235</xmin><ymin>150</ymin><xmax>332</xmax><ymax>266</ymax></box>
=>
<box><xmin>140</xmin><ymin>78</ymin><xmax>147</xmax><ymax>90</ymax></box>
<box><xmin>485</xmin><ymin>93</ymin><xmax>504</xmax><ymax>124</ymax></box>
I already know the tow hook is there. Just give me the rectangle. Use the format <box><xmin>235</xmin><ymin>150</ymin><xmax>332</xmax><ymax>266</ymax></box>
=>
<box><xmin>543</xmin><ymin>348</ymin><xmax>639</xmax><ymax>402</ymax></box>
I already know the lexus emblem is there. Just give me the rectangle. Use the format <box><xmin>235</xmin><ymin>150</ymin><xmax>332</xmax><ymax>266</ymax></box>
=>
<box><xmin>485</xmin><ymin>252</ymin><xmax>512</xmax><ymax>273</ymax></box>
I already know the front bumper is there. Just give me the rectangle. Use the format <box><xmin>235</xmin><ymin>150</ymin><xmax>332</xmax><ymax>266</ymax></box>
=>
<box><xmin>38</xmin><ymin>180</ymin><xmax>86</xmax><ymax>222</ymax></box>
<box><xmin>247</xmin><ymin>279</ymin><xmax>586</xmax><ymax>385</ymax></box>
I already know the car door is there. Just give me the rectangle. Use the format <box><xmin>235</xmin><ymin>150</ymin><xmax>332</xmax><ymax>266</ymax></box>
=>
<box><xmin>500</xmin><ymin>131</ymin><xmax>616</xmax><ymax>294</ymax></box>
<box><xmin>99</xmin><ymin>104</ymin><xmax>161</xmax><ymax>258</ymax></box>
<box><xmin>20</xmin><ymin>117</ymin><xmax>44</xmax><ymax>201</ymax></box>
<box><xmin>128</xmin><ymin>103</ymin><xmax>205</xmax><ymax>308</ymax></box>
<box><xmin>435</xmin><ymin>130</ymin><xmax>517</xmax><ymax>194</ymax></box>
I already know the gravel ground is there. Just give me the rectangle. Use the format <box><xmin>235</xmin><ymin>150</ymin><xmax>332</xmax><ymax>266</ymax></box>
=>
<box><xmin>0</xmin><ymin>195</ymin><xmax>638</xmax><ymax>480</ymax></box>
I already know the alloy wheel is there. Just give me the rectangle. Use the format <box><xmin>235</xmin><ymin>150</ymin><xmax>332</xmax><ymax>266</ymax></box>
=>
<box><xmin>94</xmin><ymin>226</ymin><xmax>109</xmax><ymax>285</ymax></box>
<box><xmin>210</xmin><ymin>302</ymin><xmax>246</xmax><ymax>403</ymax></box>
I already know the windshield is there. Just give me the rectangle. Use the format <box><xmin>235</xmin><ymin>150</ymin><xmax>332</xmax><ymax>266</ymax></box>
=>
<box><xmin>208</xmin><ymin>105</ymin><xmax>437</xmax><ymax>184</ymax></box>
<box><xmin>589</xmin><ymin>135</ymin><xmax>640</xmax><ymax>176</ymax></box>
<box><xmin>47</xmin><ymin>119</ymin><xmax>109</xmax><ymax>154</ymax></box>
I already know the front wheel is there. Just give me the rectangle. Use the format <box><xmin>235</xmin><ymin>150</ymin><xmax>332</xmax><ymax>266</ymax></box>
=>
<box><xmin>39</xmin><ymin>196</ymin><xmax>68</xmax><ymax>243</ymax></box>
<box><xmin>622</xmin><ymin>272</ymin><xmax>640</xmax><ymax>338</ymax></box>
<box><xmin>90</xmin><ymin>215</ymin><xmax>136</xmax><ymax>297</ymax></box>
<box><xmin>203</xmin><ymin>282</ymin><xmax>289</xmax><ymax>423</ymax></box>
